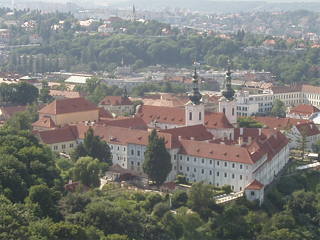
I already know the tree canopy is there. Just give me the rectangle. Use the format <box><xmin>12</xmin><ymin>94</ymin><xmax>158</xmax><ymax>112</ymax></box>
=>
<box><xmin>142</xmin><ymin>129</ymin><xmax>172</xmax><ymax>186</ymax></box>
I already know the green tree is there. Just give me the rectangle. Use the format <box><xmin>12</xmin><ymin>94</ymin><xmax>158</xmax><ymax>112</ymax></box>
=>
<box><xmin>83</xmin><ymin>127</ymin><xmax>112</xmax><ymax>165</ymax></box>
<box><xmin>297</xmin><ymin>126</ymin><xmax>310</xmax><ymax>160</ymax></box>
<box><xmin>25</xmin><ymin>184</ymin><xmax>57</xmax><ymax>219</ymax></box>
<box><xmin>187</xmin><ymin>181</ymin><xmax>216</xmax><ymax>220</ymax></box>
<box><xmin>72</xmin><ymin>156</ymin><xmax>101</xmax><ymax>188</ymax></box>
<box><xmin>142</xmin><ymin>129</ymin><xmax>172</xmax><ymax>186</ymax></box>
<box><xmin>237</xmin><ymin>116</ymin><xmax>264</xmax><ymax>128</ymax></box>
<box><xmin>171</xmin><ymin>189</ymin><xmax>188</xmax><ymax>209</ymax></box>
<box><xmin>270</xmin><ymin>99</ymin><xmax>286</xmax><ymax>118</ymax></box>
<box><xmin>312</xmin><ymin>138</ymin><xmax>320</xmax><ymax>153</ymax></box>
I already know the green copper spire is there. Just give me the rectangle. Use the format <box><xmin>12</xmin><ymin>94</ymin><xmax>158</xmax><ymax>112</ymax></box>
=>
<box><xmin>221</xmin><ymin>60</ymin><xmax>235</xmax><ymax>101</ymax></box>
<box><xmin>188</xmin><ymin>65</ymin><xmax>202</xmax><ymax>105</ymax></box>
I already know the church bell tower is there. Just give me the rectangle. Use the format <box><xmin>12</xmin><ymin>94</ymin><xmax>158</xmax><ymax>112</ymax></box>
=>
<box><xmin>185</xmin><ymin>65</ymin><xmax>204</xmax><ymax>126</ymax></box>
<box><xmin>219</xmin><ymin>61</ymin><xmax>237</xmax><ymax>126</ymax></box>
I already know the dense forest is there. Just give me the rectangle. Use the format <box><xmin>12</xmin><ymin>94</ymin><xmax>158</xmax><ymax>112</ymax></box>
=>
<box><xmin>0</xmin><ymin>125</ymin><xmax>320</xmax><ymax>239</ymax></box>
<box><xmin>0</xmin><ymin>9</ymin><xmax>320</xmax><ymax>85</ymax></box>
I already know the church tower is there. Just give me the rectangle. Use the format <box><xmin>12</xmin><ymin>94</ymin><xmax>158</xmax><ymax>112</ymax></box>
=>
<box><xmin>219</xmin><ymin>61</ymin><xmax>237</xmax><ymax>126</ymax></box>
<box><xmin>185</xmin><ymin>66</ymin><xmax>204</xmax><ymax>126</ymax></box>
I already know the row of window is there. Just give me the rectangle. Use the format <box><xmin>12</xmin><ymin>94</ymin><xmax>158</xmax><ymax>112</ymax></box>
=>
<box><xmin>180</xmin><ymin>157</ymin><xmax>248</xmax><ymax>169</ymax></box>
<box><xmin>53</xmin><ymin>143</ymin><xmax>74</xmax><ymax>150</ymax></box>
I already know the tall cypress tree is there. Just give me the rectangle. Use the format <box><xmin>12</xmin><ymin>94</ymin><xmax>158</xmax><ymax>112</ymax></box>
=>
<box><xmin>142</xmin><ymin>129</ymin><xmax>172</xmax><ymax>186</ymax></box>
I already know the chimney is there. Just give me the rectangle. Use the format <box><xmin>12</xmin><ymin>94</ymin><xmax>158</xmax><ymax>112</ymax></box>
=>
<box><xmin>178</xmin><ymin>135</ymin><xmax>182</xmax><ymax>140</ymax></box>
<box><xmin>191</xmin><ymin>137</ymin><xmax>194</xmax><ymax>141</ymax></box>
<box><xmin>238</xmin><ymin>136</ymin><xmax>243</xmax><ymax>146</ymax></box>
<box><xmin>248</xmin><ymin>136</ymin><xmax>252</xmax><ymax>144</ymax></box>
<box><xmin>240</xmin><ymin>127</ymin><xmax>243</xmax><ymax>136</ymax></box>
<box><xmin>259</xmin><ymin>128</ymin><xmax>262</xmax><ymax>136</ymax></box>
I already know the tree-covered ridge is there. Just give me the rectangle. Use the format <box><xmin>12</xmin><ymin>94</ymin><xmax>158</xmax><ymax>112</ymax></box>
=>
<box><xmin>1</xmin><ymin>10</ymin><xmax>320</xmax><ymax>85</ymax></box>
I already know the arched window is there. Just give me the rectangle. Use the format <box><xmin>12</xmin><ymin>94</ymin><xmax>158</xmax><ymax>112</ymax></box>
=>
<box><xmin>199</xmin><ymin>112</ymin><xmax>201</xmax><ymax>120</ymax></box>
<box><xmin>189</xmin><ymin>112</ymin><xmax>192</xmax><ymax>120</ymax></box>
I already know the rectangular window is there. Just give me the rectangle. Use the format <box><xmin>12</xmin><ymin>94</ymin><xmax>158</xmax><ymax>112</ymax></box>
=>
<box><xmin>187</xmin><ymin>157</ymin><xmax>189</xmax><ymax>161</ymax></box>
<box><xmin>131</xmin><ymin>161</ymin><xmax>134</xmax><ymax>165</ymax></box>
<box><xmin>69</xmin><ymin>143</ymin><xmax>73</xmax><ymax>148</ymax></box>
<box><xmin>187</xmin><ymin>167</ymin><xmax>189</xmax><ymax>171</ymax></box>
<box><xmin>224</xmin><ymin>162</ymin><xmax>227</xmax><ymax>167</ymax></box>
<box><xmin>240</xmin><ymin>175</ymin><xmax>243</xmax><ymax>180</ymax></box>
<box><xmin>194</xmin><ymin>168</ymin><xmax>196</xmax><ymax>173</ymax></box>
<box><xmin>174</xmin><ymin>154</ymin><xmax>177</xmax><ymax>160</ymax></box>
<box><xmin>232</xmin><ymin>174</ymin><xmax>234</xmax><ymax>179</ymax></box>
<box><xmin>202</xmin><ymin>169</ymin><xmax>204</xmax><ymax>174</ymax></box>
<box><xmin>246</xmin><ymin>165</ymin><xmax>248</xmax><ymax>170</ymax></box>
<box><xmin>180</xmin><ymin>156</ymin><xmax>182</xmax><ymax>160</ymax></box>
<box><xmin>54</xmin><ymin>146</ymin><xmax>58</xmax><ymax>150</ymax></box>
<box><xmin>217</xmin><ymin>183</ymin><xmax>219</xmax><ymax>186</ymax></box>
<box><xmin>180</xmin><ymin>166</ymin><xmax>182</xmax><ymax>171</ymax></box>
<box><xmin>240</xmin><ymin>164</ymin><xmax>243</xmax><ymax>169</ymax></box>
<box><xmin>62</xmin><ymin>144</ymin><xmax>65</xmax><ymax>149</ymax></box>
<box><xmin>210</xmin><ymin>160</ymin><xmax>212</xmax><ymax>164</ymax></box>
<box><xmin>224</xmin><ymin>173</ymin><xmax>227</xmax><ymax>177</ymax></box>
<box><xmin>209</xmin><ymin>170</ymin><xmax>212</xmax><ymax>175</ymax></box>
<box><xmin>194</xmin><ymin>158</ymin><xmax>196</xmax><ymax>162</ymax></box>
<box><xmin>202</xmin><ymin>159</ymin><xmax>204</xmax><ymax>164</ymax></box>
<box><xmin>137</xmin><ymin>150</ymin><xmax>140</xmax><ymax>156</ymax></box>
<box><xmin>124</xmin><ymin>147</ymin><xmax>126</xmax><ymax>151</ymax></box>
<box><xmin>137</xmin><ymin>162</ymin><xmax>140</xmax><ymax>166</ymax></box>
<box><xmin>131</xmin><ymin>150</ymin><xmax>134</xmax><ymax>155</ymax></box>
<box><xmin>232</xmin><ymin>163</ymin><xmax>235</xmax><ymax>168</ymax></box>
<box><xmin>217</xmin><ymin>161</ymin><xmax>220</xmax><ymax>165</ymax></box>
<box><xmin>117</xmin><ymin>147</ymin><xmax>120</xmax><ymax>151</ymax></box>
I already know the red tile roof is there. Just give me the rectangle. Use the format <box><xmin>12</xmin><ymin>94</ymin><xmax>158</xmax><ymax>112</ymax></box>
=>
<box><xmin>135</xmin><ymin>105</ymin><xmax>233</xmax><ymax>130</ymax></box>
<box><xmin>178</xmin><ymin>139</ymin><xmax>256</xmax><ymax>164</ymax></box>
<box><xmin>289</xmin><ymin>104</ymin><xmax>320</xmax><ymax>116</ymax></box>
<box><xmin>135</xmin><ymin>105</ymin><xmax>185</xmax><ymax>125</ymax></box>
<box><xmin>0</xmin><ymin>105</ymin><xmax>27</xmax><ymax>118</ymax></box>
<box><xmin>204</xmin><ymin>111</ymin><xmax>234</xmax><ymax>129</ymax></box>
<box><xmin>49</xmin><ymin>90</ymin><xmax>87</xmax><ymax>99</ymax></box>
<box><xmin>39</xmin><ymin>97</ymin><xmax>98</xmax><ymax>115</ymax></box>
<box><xmin>245</xmin><ymin>179</ymin><xmax>264</xmax><ymax>190</ymax></box>
<box><xmin>98</xmin><ymin>117</ymin><xmax>148</xmax><ymax>130</ymax></box>
<box><xmin>32</xmin><ymin>116</ymin><xmax>57</xmax><ymax>128</ymax></box>
<box><xmin>295</xmin><ymin>122</ymin><xmax>320</xmax><ymax>137</ymax></box>
<box><xmin>271</xmin><ymin>84</ymin><xmax>302</xmax><ymax>94</ymax></box>
<box><xmin>158</xmin><ymin>124</ymin><xmax>213</xmax><ymax>141</ymax></box>
<box><xmin>251</xmin><ymin>116</ymin><xmax>310</xmax><ymax>131</ymax></box>
<box><xmin>99</xmin><ymin>96</ymin><xmax>133</xmax><ymax>106</ymax></box>
<box><xmin>64</xmin><ymin>181</ymin><xmax>89</xmax><ymax>193</ymax></box>
<box><xmin>36</xmin><ymin>126</ymin><xmax>76</xmax><ymax>144</ymax></box>
<box><xmin>127</xmin><ymin>130</ymin><xmax>179</xmax><ymax>149</ymax></box>
<box><xmin>98</xmin><ymin>107</ymin><xmax>114</xmax><ymax>119</ymax></box>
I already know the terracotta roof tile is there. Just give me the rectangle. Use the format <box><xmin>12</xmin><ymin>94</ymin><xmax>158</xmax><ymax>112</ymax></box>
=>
<box><xmin>178</xmin><ymin>139</ymin><xmax>255</xmax><ymax>164</ymax></box>
<box><xmin>98</xmin><ymin>107</ymin><xmax>114</xmax><ymax>119</ymax></box>
<box><xmin>135</xmin><ymin>105</ymin><xmax>185</xmax><ymax>125</ymax></box>
<box><xmin>39</xmin><ymin>97</ymin><xmax>98</xmax><ymax>115</ymax></box>
<box><xmin>289</xmin><ymin>104</ymin><xmax>320</xmax><ymax>116</ymax></box>
<box><xmin>251</xmin><ymin>116</ymin><xmax>310</xmax><ymax>131</ymax></box>
<box><xmin>295</xmin><ymin>122</ymin><xmax>320</xmax><ymax>137</ymax></box>
<box><xmin>159</xmin><ymin>124</ymin><xmax>213</xmax><ymax>141</ymax></box>
<box><xmin>99</xmin><ymin>96</ymin><xmax>133</xmax><ymax>106</ymax></box>
<box><xmin>98</xmin><ymin>117</ymin><xmax>148</xmax><ymax>129</ymax></box>
<box><xmin>245</xmin><ymin>179</ymin><xmax>264</xmax><ymax>190</ymax></box>
<box><xmin>32</xmin><ymin>116</ymin><xmax>57</xmax><ymax>128</ymax></box>
<box><xmin>36</xmin><ymin>126</ymin><xmax>76</xmax><ymax>144</ymax></box>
